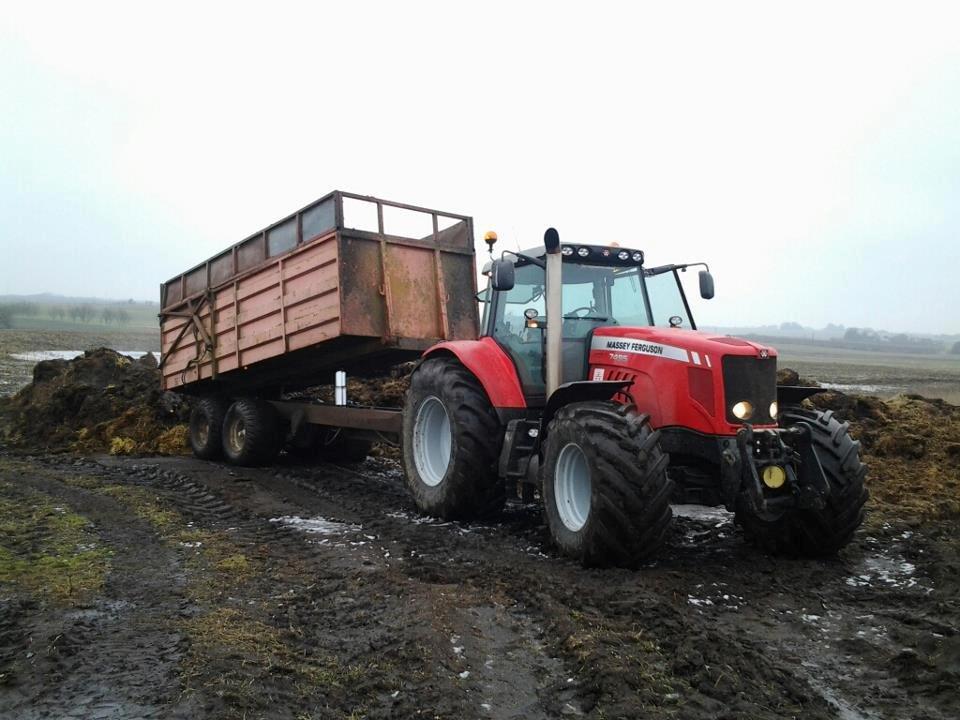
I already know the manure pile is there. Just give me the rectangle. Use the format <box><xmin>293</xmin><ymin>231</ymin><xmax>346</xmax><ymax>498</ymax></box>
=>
<box><xmin>780</xmin><ymin>368</ymin><xmax>960</xmax><ymax>522</ymax></box>
<box><xmin>0</xmin><ymin>348</ymin><xmax>190</xmax><ymax>455</ymax></box>
<box><xmin>1</xmin><ymin>351</ymin><xmax>957</xmax><ymax>524</ymax></box>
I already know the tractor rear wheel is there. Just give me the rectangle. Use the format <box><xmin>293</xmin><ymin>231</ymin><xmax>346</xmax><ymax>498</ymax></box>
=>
<box><xmin>189</xmin><ymin>396</ymin><xmax>229</xmax><ymax>460</ymax></box>
<box><xmin>221</xmin><ymin>398</ymin><xmax>282</xmax><ymax>466</ymax></box>
<box><xmin>402</xmin><ymin>357</ymin><xmax>504</xmax><ymax>520</ymax></box>
<box><xmin>736</xmin><ymin>407</ymin><xmax>868</xmax><ymax>556</ymax></box>
<box><xmin>542</xmin><ymin>401</ymin><xmax>673</xmax><ymax>568</ymax></box>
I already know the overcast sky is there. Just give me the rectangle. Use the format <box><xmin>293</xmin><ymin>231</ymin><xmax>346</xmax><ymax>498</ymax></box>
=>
<box><xmin>1</xmin><ymin>2</ymin><xmax>958</xmax><ymax>333</ymax></box>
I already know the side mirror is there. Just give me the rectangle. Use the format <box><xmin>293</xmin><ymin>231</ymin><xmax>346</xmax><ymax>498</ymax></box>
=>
<box><xmin>492</xmin><ymin>258</ymin><xmax>515</xmax><ymax>291</ymax></box>
<box><xmin>699</xmin><ymin>270</ymin><xmax>715</xmax><ymax>299</ymax></box>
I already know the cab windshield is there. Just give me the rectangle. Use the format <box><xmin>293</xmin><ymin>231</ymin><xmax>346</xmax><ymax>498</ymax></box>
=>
<box><xmin>493</xmin><ymin>262</ymin><xmax>692</xmax><ymax>337</ymax></box>
<box><xmin>486</xmin><ymin>260</ymin><xmax>693</xmax><ymax>396</ymax></box>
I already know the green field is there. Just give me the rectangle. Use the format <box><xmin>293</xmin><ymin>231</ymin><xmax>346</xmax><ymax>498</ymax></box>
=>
<box><xmin>1</xmin><ymin>303</ymin><xmax>158</xmax><ymax>333</ymax></box>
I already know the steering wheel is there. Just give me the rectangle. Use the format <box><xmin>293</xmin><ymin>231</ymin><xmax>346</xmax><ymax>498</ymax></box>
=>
<box><xmin>566</xmin><ymin>306</ymin><xmax>596</xmax><ymax>318</ymax></box>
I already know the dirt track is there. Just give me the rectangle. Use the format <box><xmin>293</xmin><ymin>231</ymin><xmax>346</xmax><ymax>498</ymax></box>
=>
<box><xmin>1</xmin><ymin>451</ymin><xmax>957</xmax><ymax>720</ymax></box>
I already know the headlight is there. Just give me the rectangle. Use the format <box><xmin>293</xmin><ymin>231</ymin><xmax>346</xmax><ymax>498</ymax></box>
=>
<box><xmin>561</xmin><ymin>246</ymin><xmax>574</xmax><ymax>256</ymax></box>
<box><xmin>617</xmin><ymin>250</ymin><xmax>630</xmax><ymax>260</ymax></box>
<box><xmin>577</xmin><ymin>247</ymin><xmax>590</xmax><ymax>257</ymax></box>
<box><xmin>731</xmin><ymin>400</ymin><xmax>754</xmax><ymax>420</ymax></box>
<box><xmin>769</xmin><ymin>401</ymin><xmax>778</xmax><ymax>419</ymax></box>
<box><xmin>631</xmin><ymin>251</ymin><xmax>643</xmax><ymax>262</ymax></box>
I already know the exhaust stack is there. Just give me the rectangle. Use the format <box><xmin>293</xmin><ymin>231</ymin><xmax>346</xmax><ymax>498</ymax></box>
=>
<box><xmin>544</xmin><ymin>228</ymin><xmax>562</xmax><ymax>398</ymax></box>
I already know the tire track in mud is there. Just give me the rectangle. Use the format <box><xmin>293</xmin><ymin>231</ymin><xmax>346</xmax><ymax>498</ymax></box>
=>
<box><xmin>218</xmin><ymin>457</ymin><xmax>958</xmax><ymax>720</ymax></box>
<box><xmin>91</xmin><ymin>455</ymin><xmax>834</xmax><ymax>717</ymax></box>
<box><xmin>0</xmin><ymin>460</ymin><xmax>194</xmax><ymax>720</ymax></box>
<box><xmin>99</xmin><ymin>455</ymin><xmax>583</xmax><ymax>719</ymax></box>
<box><xmin>6</xmin><ymin>452</ymin><xmax>957</xmax><ymax>719</ymax></box>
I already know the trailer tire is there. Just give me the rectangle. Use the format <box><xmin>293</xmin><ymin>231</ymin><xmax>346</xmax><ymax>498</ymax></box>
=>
<box><xmin>735</xmin><ymin>407</ymin><xmax>868</xmax><ymax>556</ymax></box>
<box><xmin>402</xmin><ymin>357</ymin><xmax>504</xmax><ymax>520</ymax></box>
<box><xmin>222</xmin><ymin>398</ymin><xmax>282</xmax><ymax>466</ymax></box>
<box><xmin>189</xmin><ymin>396</ymin><xmax>230</xmax><ymax>460</ymax></box>
<box><xmin>542</xmin><ymin>401</ymin><xmax>673</xmax><ymax>568</ymax></box>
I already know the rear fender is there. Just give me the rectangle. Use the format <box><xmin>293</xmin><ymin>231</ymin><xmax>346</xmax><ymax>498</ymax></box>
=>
<box><xmin>422</xmin><ymin>337</ymin><xmax>526</xmax><ymax>409</ymax></box>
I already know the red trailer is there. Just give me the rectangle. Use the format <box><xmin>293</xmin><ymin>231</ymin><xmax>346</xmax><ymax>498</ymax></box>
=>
<box><xmin>160</xmin><ymin>191</ymin><xmax>479</xmax><ymax>462</ymax></box>
<box><xmin>160</xmin><ymin>191</ymin><xmax>478</xmax><ymax>395</ymax></box>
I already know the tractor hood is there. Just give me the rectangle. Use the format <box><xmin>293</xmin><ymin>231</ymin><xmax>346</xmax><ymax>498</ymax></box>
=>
<box><xmin>589</xmin><ymin>327</ymin><xmax>777</xmax><ymax>367</ymax></box>
<box><xmin>587</xmin><ymin>326</ymin><xmax>779</xmax><ymax>434</ymax></box>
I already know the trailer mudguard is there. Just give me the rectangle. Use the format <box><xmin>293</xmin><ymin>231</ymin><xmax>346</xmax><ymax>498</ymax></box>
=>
<box><xmin>422</xmin><ymin>337</ymin><xmax>527</xmax><ymax>409</ymax></box>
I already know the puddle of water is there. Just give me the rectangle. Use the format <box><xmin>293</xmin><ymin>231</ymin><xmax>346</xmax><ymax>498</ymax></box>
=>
<box><xmin>671</xmin><ymin>504</ymin><xmax>733</xmax><ymax>525</ymax></box>
<box><xmin>9</xmin><ymin>350</ymin><xmax>154</xmax><ymax>362</ymax></box>
<box><xmin>846</xmin><ymin>548</ymin><xmax>926</xmax><ymax>591</ymax></box>
<box><xmin>687</xmin><ymin>581</ymin><xmax>745</xmax><ymax>611</ymax></box>
<box><xmin>269</xmin><ymin>515</ymin><xmax>360</xmax><ymax>535</ymax></box>
<box><xmin>385</xmin><ymin>509</ymin><xmax>494</xmax><ymax>535</ymax></box>
<box><xmin>819</xmin><ymin>382</ymin><xmax>903</xmax><ymax>395</ymax></box>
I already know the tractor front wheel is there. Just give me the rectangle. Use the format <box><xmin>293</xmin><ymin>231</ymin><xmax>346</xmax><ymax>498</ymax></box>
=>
<box><xmin>735</xmin><ymin>407</ymin><xmax>868</xmax><ymax>555</ymax></box>
<box><xmin>542</xmin><ymin>401</ymin><xmax>673</xmax><ymax>568</ymax></box>
<box><xmin>402</xmin><ymin>357</ymin><xmax>504</xmax><ymax>520</ymax></box>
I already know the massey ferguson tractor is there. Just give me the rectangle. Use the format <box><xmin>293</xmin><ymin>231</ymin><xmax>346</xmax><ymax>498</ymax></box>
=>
<box><xmin>404</xmin><ymin>228</ymin><xmax>868</xmax><ymax>566</ymax></box>
<box><xmin>162</xmin><ymin>191</ymin><xmax>868</xmax><ymax>567</ymax></box>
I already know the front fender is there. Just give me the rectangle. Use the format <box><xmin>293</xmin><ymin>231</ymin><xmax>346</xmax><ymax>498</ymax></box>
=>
<box><xmin>422</xmin><ymin>337</ymin><xmax>526</xmax><ymax>409</ymax></box>
<box><xmin>542</xmin><ymin>380</ymin><xmax>632</xmax><ymax>432</ymax></box>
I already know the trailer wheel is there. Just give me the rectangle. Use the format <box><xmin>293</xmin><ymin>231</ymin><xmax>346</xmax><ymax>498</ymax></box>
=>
<box><xmin>402</xmin><ymin>357</ymin><xmax>504</xmax><ymax>519</ymax></box>
<box><xmin>189</xmin><ymin>396</ymin><xmax>229</xmax><ymax>460</ymax></box>
<box><xmin>542</xmin><ymin>401</ymin><xmax>673</xmax><ymax>568</ymax></box>
<box><xmin>221</xmin><ymin>398</ymin><xmax>282</xmax><ymax>466</ymax></box>
<box><xmin>735</xmin><ymin>407</ymin><xmax>868</xmax><ymax>556</ymax></box>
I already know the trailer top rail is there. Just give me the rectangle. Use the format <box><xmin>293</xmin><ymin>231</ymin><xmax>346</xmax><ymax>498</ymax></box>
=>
<box><xmin>161</xmin><ymin>190</ymin><xmax>474</xmax><ymax>310</ymax></box>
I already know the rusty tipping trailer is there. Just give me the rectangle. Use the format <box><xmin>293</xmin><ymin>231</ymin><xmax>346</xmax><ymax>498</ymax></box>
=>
<box><xmin>160</xmin><ymin>191</ymin><xmax>479</xmax><ymax>463</ymax></box>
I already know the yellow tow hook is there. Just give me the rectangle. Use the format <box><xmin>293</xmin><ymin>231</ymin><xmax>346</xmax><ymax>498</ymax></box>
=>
<box><xmin>761</xmin><ymin>465</ymin><xmax>787</xmax><ymax>489</ymax></box>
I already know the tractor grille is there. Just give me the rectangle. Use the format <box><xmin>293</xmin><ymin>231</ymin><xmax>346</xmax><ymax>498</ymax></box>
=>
<box><xmin>721</xmin><ymin>356</ymin><xmax>777</xmax><ymax>424</ymax></box>
<box><xmin>604</xmin><ymin>367</ymin><xmax>637</xmax><ymax>406</ymax></box>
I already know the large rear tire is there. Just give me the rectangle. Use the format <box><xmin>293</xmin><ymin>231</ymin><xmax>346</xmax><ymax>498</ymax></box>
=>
<box><xmin>189</xmin><ymin>396</ymin><xmax>229</xmax><ymax>460</ymax></box>
<box><xmin>221</xmin><ymin>398</ymin><xmax>282</xmax><ymax>467</ymax></box>
<box><xmin>736</xmin><ymin>407</ymin><xmax>868</xmax><ymax>556</ymax></box>
<box><xmin>542</xmin><ymin>401</ymin><xmax>673</xmax><ymax>568</ymax></box>
<box><xmin>402</xmin><ymin>357</ymin><xmax>504</xmax><ymax>520</ymax></box>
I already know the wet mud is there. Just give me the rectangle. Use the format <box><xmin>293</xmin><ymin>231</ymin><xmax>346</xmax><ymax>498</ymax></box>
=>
<box><xmin>0</xmin><ymin>451</ymin><xmax>957</xmax><ymax>719</ymax></box>
<box><xmin>0</xmin><ymin>358</ymin><xmax>957</xmax><ymax>718</ymax></box>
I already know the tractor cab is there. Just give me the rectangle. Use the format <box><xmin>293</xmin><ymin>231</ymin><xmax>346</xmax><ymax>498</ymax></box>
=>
<box><xmin>480</xmin><ymin>243</ymin><xmax>713</xmax><ymax>405</ymax></box>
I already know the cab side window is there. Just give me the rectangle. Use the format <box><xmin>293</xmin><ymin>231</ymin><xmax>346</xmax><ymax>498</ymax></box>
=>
<box><xmin>493</xmin><ymin>264</ymin><xmax>546</xmax><ymax>396</ymax></box>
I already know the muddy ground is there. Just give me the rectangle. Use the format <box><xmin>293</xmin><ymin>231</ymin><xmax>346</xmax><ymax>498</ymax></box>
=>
<box><xmin>1</xmin><ymin>449</ymin><xmax>957</xmax><ymax>720</ymax></box>
<box><xmin>1</xmin><ymin>352</ymin><xmax>958</xmax><ymax>718</ymax></box>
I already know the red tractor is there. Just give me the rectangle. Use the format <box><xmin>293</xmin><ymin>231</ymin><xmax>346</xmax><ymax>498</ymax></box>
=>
<box><xmin>402</xmin><ymin>229</ymin><xmax>868</xmax><ymax>566</ymax></box>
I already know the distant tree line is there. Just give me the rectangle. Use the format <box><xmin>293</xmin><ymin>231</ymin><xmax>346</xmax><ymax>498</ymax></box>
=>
<box><xmin>48</xmin><ymin>305</ymin><xmax>131</xmax><ymax>325</ymax></box>
<box><xmin>843</xmin><ymin>327</ymin><xmax>943</xmax><ymax>353</ymax></box>
<box><xmin>0</xmin><ymin>302</ymin><xmax>133</xmax><ymax>328</ymax></box>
